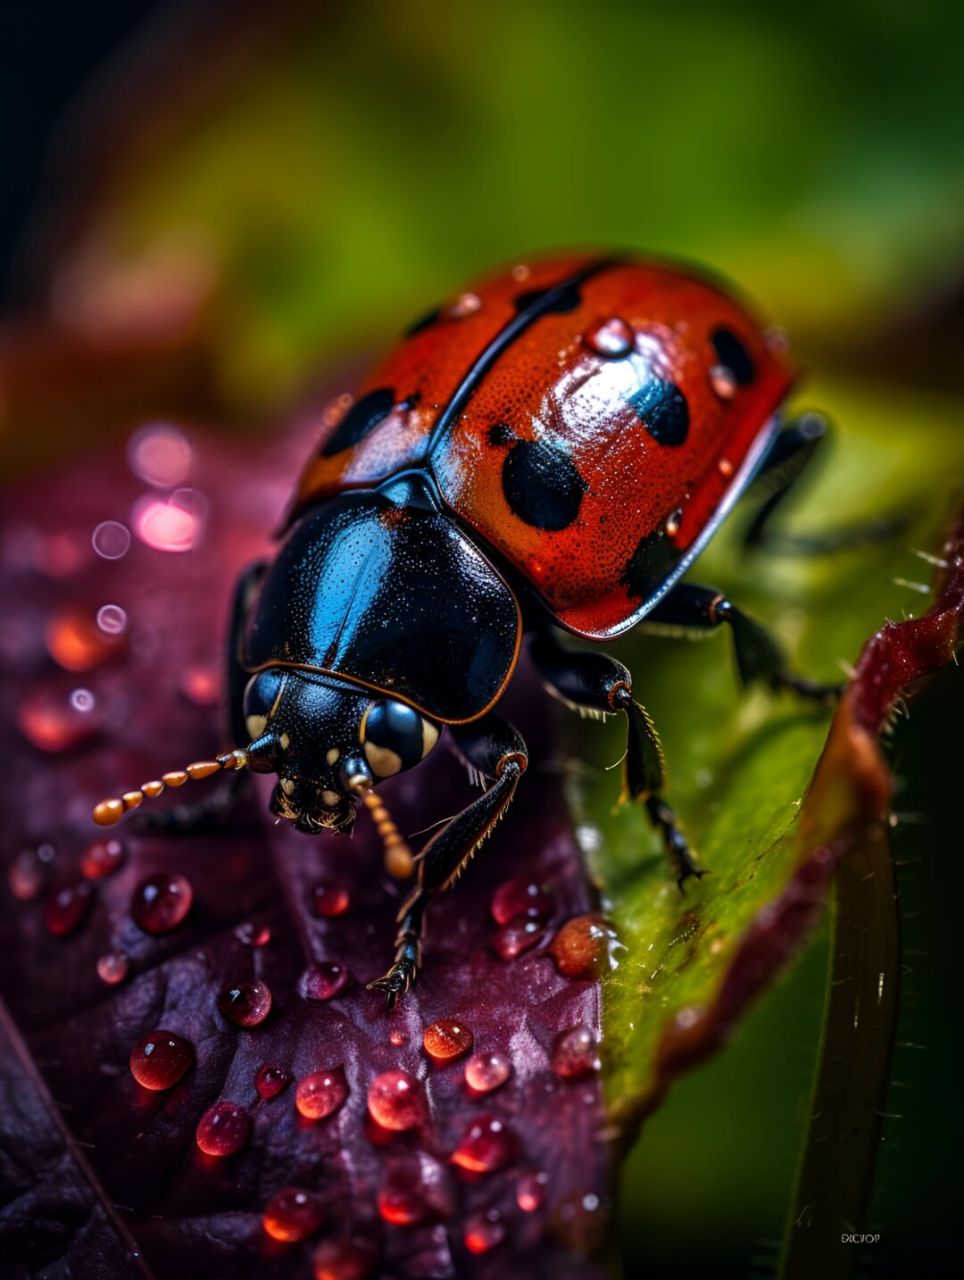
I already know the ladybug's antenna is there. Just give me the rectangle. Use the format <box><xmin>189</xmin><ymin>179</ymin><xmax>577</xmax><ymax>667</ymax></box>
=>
<box><xmin>91</xmin><ymin>749</ymin><xmax>248</xmax><ymax>827</ymax></box>
<box><xmin>347</xmin><ymin>780</ymin><xmax>414</xmax><ymax>879</ymax></box>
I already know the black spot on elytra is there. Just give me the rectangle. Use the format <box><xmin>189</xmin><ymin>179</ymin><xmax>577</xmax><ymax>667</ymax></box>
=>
<box><xmin>629</xmin><ymin>379</ymin><xmax>690</xmax><ymax>446</ymax></box>
<box><xmin>711</xmin><ymin>327</ymin><xmax>755</xmax><ymax>385</ymax></box>
<box><xmin>513</xmin><ymin>281</ymin><xmax>582</xmax><ymax>315</ymax></box>
<box><xmin>619</xmin><ymin>529</ymin><xmax>681</xmax><ymax>600</ymax></box>
<box><xmin>405</xmin><ymin>307</ymin><xmax>441</xmax><ymax>337</ymax></box>
<box><xmin>502</xmin><ymin>438</ymin><xmax>586</xmax><ymax>531</ymax></box>
<box><xmin>488</xmin><ymin>422</ymin><xmax>515</xmax><ymax>447</ymax></box>
<box><xmin>321</xmin><ymin>387</ymin><xmax>395</xmax><ymax>457</ymax></box>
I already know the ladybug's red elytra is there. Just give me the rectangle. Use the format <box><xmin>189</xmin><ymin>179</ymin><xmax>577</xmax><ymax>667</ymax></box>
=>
<box><xmin>94</xmin><ymin>251</ymin><xmax>840</xmax><ymax>1005</ymax></box>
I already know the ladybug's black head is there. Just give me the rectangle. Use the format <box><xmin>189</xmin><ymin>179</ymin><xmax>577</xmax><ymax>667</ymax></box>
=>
<box><xmin>242</xmin><ymin>668</ymin><xmax>439</xmax><ymax>835</ymax></box>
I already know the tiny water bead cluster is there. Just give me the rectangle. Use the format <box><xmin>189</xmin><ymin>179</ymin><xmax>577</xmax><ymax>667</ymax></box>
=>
<box><xmin>113</xmin><ymin>869</ymin><xmax>610</xmax><ymax>1263</ymax></box>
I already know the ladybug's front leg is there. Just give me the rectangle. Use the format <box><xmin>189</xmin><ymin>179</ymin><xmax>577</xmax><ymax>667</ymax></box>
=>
<box><xmin>644</xmin><ymin>584</ymin><xmax>842</xmax><ymax>703</ymax></box>
<box><xmin>528</xmin><ymin>631</ymin><xmax>702</xmax><ymax>887</ymax></box>
<box><xmin>368</xmin><ymin>713</ymin><xmax>528</xmax><ymax>1008</ymax></box>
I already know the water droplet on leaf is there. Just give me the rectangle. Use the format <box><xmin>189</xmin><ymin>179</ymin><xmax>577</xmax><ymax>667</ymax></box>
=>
<box><xmin>196</xmin><ymin>1100</ymin><xmax>252</xmax><ymax>1156</ymax></box>
<box><xmin>422</xmin><ymin>1019</ymin><xmax>473</xmax><ymax>1063</ymax></box>
<box><xmin>262</xmin><ymin>1186</ymin><xmax>323</xmax><ymax>1242</ymax></box>
<box><xmin>44</xmin><ymin>881</ymin><xmax>94</xmax><ymax>936</ymax></box>
<box><xmin>130</xmin><ymin>872</ymin><xmax>193</xmax><ymax>934</ymax></box>
<box><xmin>218</xmin><ymin>978</ymin><xmax>272</xmax><ymax>1027</ymax></box>
<box><xmin>464</xmin><ymin>1052</ymin><xmax>511</xmax><ymax>1095</ymax></box>
<box><xmin>550</xmin><ymin>1026</ymin><xmax>600</xmax><ymax>1079</ymax></box>
<box><xmin>129</xmin><ymin>1030</ymin><xmax>193</xmax><ymax>1090</ymax></box>
<box><xmin>97</xmin><ymin>950</ymin><xmax>130</xmax><ymax>984</ymax></box>
<box><xmin>450</xmin><ymin>1115</ymin><xmax>516</xmax><ymax>1173</ymax></box>
<box><xmin>367</xmin><ymin>1070</ymin><xmax>424</xmax><ymax>1131</ymax></box>
<box><xmin>255</xmin><ymin>1064</ymin><xmax>292</xmax><ymax>1100</ymax></box>
<box><xmin>309</xmin><ymin>883</ymin><xmax>350</xmax><ymax>918</ymax></box>
<box><xmin>296</xmin><ymin>1068</ymin><xmax>348</xmax><ymax>1120</ymax></box>
<box><xmin>299</xmin><ymin>962</ymin><xmax>350</xmax><ymax>1001</ymax></box>
<box><xmin>464</xmin><ymin>1208</ymin><xmax>506</xmax><ymax>1254</ymax></box>
<box><xmin>81</xmin><ymin>837</ymin><xmax>125</xmax><ymax>880</ymax></box>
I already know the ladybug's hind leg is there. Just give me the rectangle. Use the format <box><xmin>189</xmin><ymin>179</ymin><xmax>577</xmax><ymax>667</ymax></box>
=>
<box><xmin>742</xmin><ymin>413</ymin><xmax>909</xmax><ymax>553</ymax></box>
<box><xmin>644</xmin><ymin>583</ymin><xmax>842</xmax><ymax>704</ymax></box>
<box><xmin>528</xmin><ymin>631</ymin><xmax>703</xmax><ymax>888</ymax></box>
<box><xmin>368</xmin><ymin>713</ymin><xmax>528</xmax><ymax>1008</ymax></box>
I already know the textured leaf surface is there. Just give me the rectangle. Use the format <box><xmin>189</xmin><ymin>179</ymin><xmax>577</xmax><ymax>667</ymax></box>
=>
<box><xmin>0</xmin><ymin>426</ymin><xmax>609</xmax><ymax>1280</ymax></box>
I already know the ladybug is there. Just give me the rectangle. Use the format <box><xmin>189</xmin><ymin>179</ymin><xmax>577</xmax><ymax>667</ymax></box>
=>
<box><xmin>94</xmin><ymin>252</ymin><xmax>839</xmax><ymax>1005</ymax></box>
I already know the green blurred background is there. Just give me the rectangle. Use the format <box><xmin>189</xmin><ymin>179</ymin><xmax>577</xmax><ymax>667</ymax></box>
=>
<box><xmin>3</xmin><ymin>1</ymin><xmax>962</xmax><ymax>1274</ymax></box>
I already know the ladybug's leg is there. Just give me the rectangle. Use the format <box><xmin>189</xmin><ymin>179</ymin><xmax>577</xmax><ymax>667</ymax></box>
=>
<box><xmin>131</xmin><ymin>560</ymin><xmax>267</xmax><ymax>834</ymax></box>
<box><xmin>744</xmin><ymin>413</ymin><xmax>907</xmax><ymax>553</ymax></box>
<box><xmin>368</xmin><ymin>713</ymin><xmax>528</xmax><ymax>1007</ymax></box>
<box><xmin>645</xmin><ymin>583</ymin><xmax>842</xmax><ymax>703</ymax></box>
<box><xmin>528</xmin><ymin>631</ymin><xmax>702</xmax><ymax>887</ymax></box>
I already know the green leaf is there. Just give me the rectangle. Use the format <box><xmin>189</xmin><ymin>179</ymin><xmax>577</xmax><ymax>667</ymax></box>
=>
<box><xmin>565</xmin><ymin>375</ymin><xmax>964</xmax><ymax>1133</ymax></box>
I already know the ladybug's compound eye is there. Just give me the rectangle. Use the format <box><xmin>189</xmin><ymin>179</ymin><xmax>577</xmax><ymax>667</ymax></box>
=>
<box><xmin>361</xmin><ymin>700</ymin><xmax>439</xmax><ymax>777</ymax></box>
<box><xmin>242</xmin><ymin>670</ymin><xmax>286</xmax><ymax>740</ymax></box>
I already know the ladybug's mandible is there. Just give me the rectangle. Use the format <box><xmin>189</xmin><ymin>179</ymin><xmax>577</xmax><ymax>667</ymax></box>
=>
<box><xmin>95</xmin><ymin>252</ymin><xmax>839</xmax><ymax>1005</ymax></box>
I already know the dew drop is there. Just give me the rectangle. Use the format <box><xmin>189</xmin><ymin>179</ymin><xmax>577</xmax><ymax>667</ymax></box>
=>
<box><xmin>7</xmin><ymin>843</ymin><xmax>55</xmax><ymax>901</ymax></box>
<box><xmin>708</xmin><ymin>363</ymin><xmax>738</xmax><ymax>400</ymax></box>
<box><xmin>44</xmin><ymin>881</ymin><xmax>94</xmax><ymax>936</ymax></box>
<box><xmin>296</xmin><ymin>1068</ymin><xmax>349</xmax><ymax>1120</ymax></box>
<box><xmin>196</xmin><ymin>1100</ymin><xmax>252</xmax><ymax>1156</ymax></box>
<box><xmin>235</xmin><ymin>920</ymin><xmax>271</xmax><ymax>947</ymax></box>
<box><xmin>551</xmin><ymin>1026</ymin><xmax>600</xmax><ymax>1079</ymax></box>
<box><xmin>492</xmin><ymin>918</ymin><xmax>545</xmax><ymax>960</ymax></box>
<box><xmin>450</xmin><ymin>1115</ymin><xmax>516</xmax><ymax>1173</ymax></box>
<box><xmin>130</xmin><ymin>872</ymin><xmax>193</xmax><ymax>934</ymax></box>
<box><xmin>129</xmin><ymin>1030</ymin><xmax>194</xmax><ymax>1090</ymax></box>
<box><xmin>377</xmin><ymin>1152</ymin><xmax>453</xmax><ymax>1224</ymax></box>
<box><xmin>299</xmin><ymin>962</ymin><xmax>350</xmax><ymax>1001</ymax></box>
<box><xmin>309</xmin><ymin>882</ymin><xmax>350</xmax><ymax>918</ymax></box>
<box><xmin>91</xmin><ymin>520</ymin><xmax>131</xmax><ymax>560</ymax></box>
<box><xmin>516</xmin><ymin>1167</ymin><xmax>548</xmax><ymax>1212</ymax></box>
<box><xmin>423</xmin><ymin>1019</ymin><xmax>473</xmax><ymax>1064</ymax></box>
<box><xmin>464</xmin><ymin>1052</ymin><xmax>511</xmax><ymax>1095</ymax></box>
<box><xmin>388</xmin><ymin>1029</ymin><xmax>407</xmax><ymax>1047</ymax></box>
<box><xmin>218</xmin><ymin>978</ymin><xmax>273</xmax><ymax>1027</ymax></box>
<box><xmin>262</xmin><ymin>1186</ymin><xmax>324</xmax><ymax>1242</ymax></box>
<box><xmin>376</xmin><ymin>1182</ymin><xmax>423</xmax><ymax>1226</ymax></box>
<box><xmin>490</xmin><ymin>875</ymin><xmax>554</xmax><ymax>926</ymax></box>
<box><xmin>128</xmin><ymin>423</ymin><xmax>193</xmax><ymax>488</ymax></box>
<box><xmin>45</xmin><ymin>610</ymin><xmax>123</xmax><ymax>671</ymax></box>
<box><xmin>17</xmin><ymin>680</ymin><xmax>104</xmax><ymax>751</ymax></box>
<box><xmin>549</xmin><ymin>913</ymin><xmax>617</xmax><ymax>978</ymax></box>
<box><xmin>584</xmin><ymin>316</ymin><xmax>634</xmax><ymax>359</ymax></box>
<box><xmin>97</xmin><ymin>950</ymin><xmax>130</xmax><ymax>985</ymax></box>
<box><xmin>464</xmin><ymin>1208</ymin><xmax>505</xmax><ymax>1254</ymax></box>
<box><xmin>96</xmin><ymin>603</ymin><xmax>128</xmax><ymax>636</ymax></box>
<box><xmin>367</xmin><ymin>1070</ymin><xmax>424</xmax><ymax>1131</ymax></box>
<box><xmin>449</xmin><ymin>291</ymin><xmax>481</xmax><ymax>318</ymax></box>
<box><xmin>312</xmin><ymin>1236</ymin><xmax>379</xmax><ymax>1280</ymax></box>
<box><xmin>255</xmin><ymin>1064</ymin><xmax>292</xmax><ymax>1100</ymax></box>
<box><xmin>81</xmin><ymin>837</ymin><xmax>125</xmax><ymax>880</ymax></box>
<box><xmin>717</xmin><ymin>456</ymin><xmax>735</xmax><ymax>478</ymax></box>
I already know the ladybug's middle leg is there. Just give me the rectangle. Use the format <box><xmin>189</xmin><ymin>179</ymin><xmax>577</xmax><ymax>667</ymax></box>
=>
<box><xmin>742</xmin><ymin>412</ymin><xmax>909</xmax><ymax>553</ymax></box>
<box><xmin>528</xmin><ymin>631</ymin><xmax>702</xmax><ymax>887</ymax></box>
<box><xmin>644</xmin><ymin>583</ymin><xmax>842</xmax><ymax>703</ymax></box>
<box><xmin>368</xmin><ymin>712</ymin><xmax>528</xmax><ymax>1008</ymax></box>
